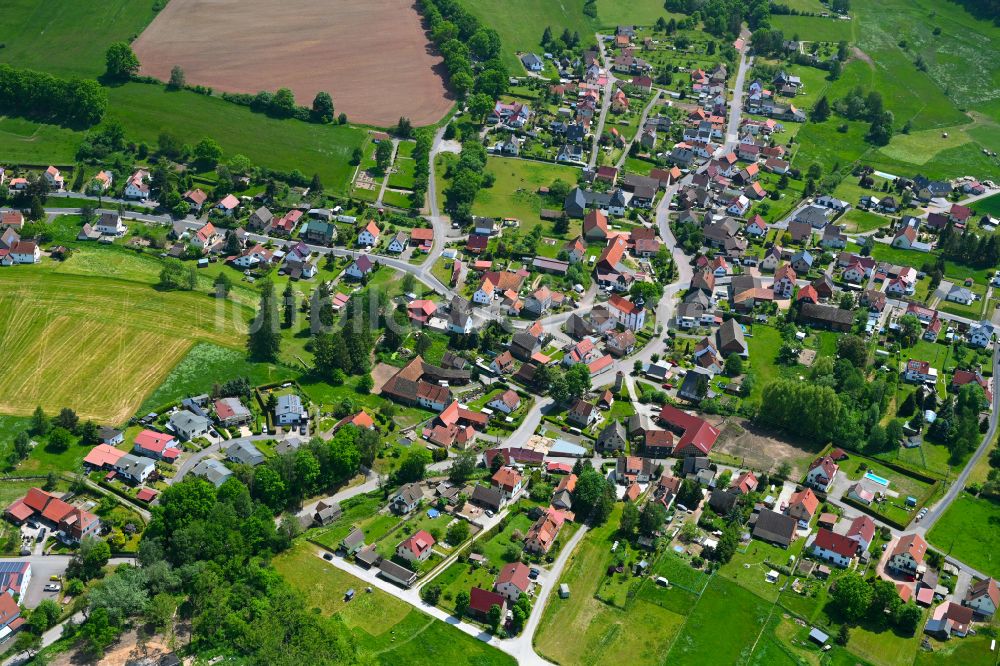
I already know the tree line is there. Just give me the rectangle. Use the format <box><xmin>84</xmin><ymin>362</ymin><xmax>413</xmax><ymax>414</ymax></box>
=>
<box><xmin>664</xmin><ymin>0</ymin><xmax>771</xmax><ymax>38</ymax></box>
<box><xmin>0</xmin><ymin>64</ymin><xmax>107</xmax><ymax>128</ymax></box>
<box><xmin>417</xmin><ymin>0</ymin><xmax>509</xmax><ymax>100</ymax></box>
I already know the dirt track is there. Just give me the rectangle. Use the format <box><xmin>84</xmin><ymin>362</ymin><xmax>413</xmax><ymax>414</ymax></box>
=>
<box><xmin>133</xmin><ymin>0</ymin><xmax>454</xmax><ymax>127</ymax></box>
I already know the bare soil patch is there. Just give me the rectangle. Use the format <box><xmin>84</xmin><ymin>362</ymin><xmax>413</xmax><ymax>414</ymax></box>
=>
<box><xmin>371</xmin><ymin>362</ymin><xmax>400</xmax><ymax>394</ymax></box>
<box><xmin>133</xmin><ymin>0</ymin><xmax>453</xmax><ymax>127</ymax></box>
<box><xmin>714</xmin><ymin>418</ymin><xmax>823</xmax><ymax>477</ymax></box>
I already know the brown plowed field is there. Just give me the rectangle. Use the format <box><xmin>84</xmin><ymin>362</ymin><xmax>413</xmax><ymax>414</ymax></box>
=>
<box><xmin>133</xmin><ymin>0</ymin><xmax>453</xmax><ymax>127</ymax></box>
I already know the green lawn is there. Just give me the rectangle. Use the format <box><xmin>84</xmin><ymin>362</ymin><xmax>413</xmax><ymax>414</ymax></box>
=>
<box><xmin>915</xmin><ymin>632</ymin><xmax>1000</xmax><ymax>666</ymax></box>
<box><xmin>0</xmin><ymin>85</ymin><xmax>366</xmax><ymax>194</ymax></box>
<box><xmin>274</xmin><ymin>541</ymin><xmax>515</xmax><ymax>666</ymax></box>
<box><xmin>472</xmin><ymin>157</ymin><xmax>581</xmax><ymax>233</ymax></box>
<box><xmin>770</xmin><ymin>15</ymin><xmax>857</xmax><ymax>42</ymax></box>
<box><xmin>427</xmin><ymin>560</ymin><xmax>495</xmax><ymax>614</ymax></box>
<box><xmin>454</xmin><ymin>0</ymin><xmax>596</xmax><ymax>71</ymax></box>
<box><xmin>138</xmin><ymin>343</ymin><xmax>295</xmax><ymax>414</ymax></box>
<box><xmin>534</xmin><ymin>505</ymin><xmax>685</xmax><ymax>666</ymax></box>
<box><xmin>928</xmin><ymin>492</ymin><xmax>1000</xmax><ymax>578</ymax></box>
<box><xmin>0</xmin><ymin>0</ymin><xmax>158</xmax><ymax>77</ymax></box>
<box><xmin>973</xmin><ymin>193</ymin><xmax>1000</xmax><ymax>218</ymax></box>
<box><xmin>595</xmin><ymin>0</ymin><xmax>683</xmax><ymax>27</ymax></box>
<box><xmin>664</xmin><ymin>576</ymin><xmax>775</xmax><ymax>666</ymax></box>
<box><xmin>106</xmin><ymin>84</ymin><xmax>366</xmax><ymax>194</ymax></box>
<box><xmin>840</xmin><ymin>209</ymin><xmax>893</xmax><ymax>233</ymax></box>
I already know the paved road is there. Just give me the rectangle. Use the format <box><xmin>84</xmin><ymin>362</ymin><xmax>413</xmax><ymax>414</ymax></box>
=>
<box><xmin>589</xmin><ymin>35</ymin><xmax>616</xmax><ymax>169</ymax></box>
<box><xmin>173</xmin><ymin>433</ymin><xmax>285</xmax><ymax>482</ymax></box>
<box><xmin>3</xmin><ymin>611</ymin><xmax>85</xmax><ymax>666</ymax></box>
<box><xmin>724</xmin><ymin>40</ymin><xmax>752</xmax><ymax>151</ymax></box>
<box><xmin>614</xmin><ymin>90</ymin><xmax>662</xmax><ymax>170</ymax></box>
<box><xmin>918</xmin><ymin>344</ymin><xmax>1000</xmax><ymax>532</ymax></box>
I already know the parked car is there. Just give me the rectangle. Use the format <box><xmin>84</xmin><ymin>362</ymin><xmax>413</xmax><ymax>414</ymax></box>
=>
<box><xmin>43</xmin><ymin>583</ymin><xmax>60</xmax><ymax>592</ymax></box>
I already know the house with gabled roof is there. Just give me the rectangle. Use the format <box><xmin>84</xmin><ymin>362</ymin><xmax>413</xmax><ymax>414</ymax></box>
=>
<box><xmin>846</xmin><ymin>515</ymin><xmax>876</xmax><ymax>552</ymax></box>
<box><xmin>965</xmin><ymin>577</ymin><xmax>1000</xmax><ymax>617</ymax></box>
<box><xmin>888</xmin><ymin>533</ymin><xmax>928</xmax><ymax>575</ymax></box>
<box><xmin>397</xmin><ymin>530</ymin><xmax>435</xmax><ymax>562</ymax></box>
<box><xmin>657</xmin><ymin>405</ymin><xmax>720</xmax><ymax>456</ymax></box>
<box><xmin>357</xmin><ymin>220</ymin><xmax>381</xmax><ymax>246</ymax></box>
<box><xmin>787</xmin><ymin>488</ymin><xmax>819</xmax><ymax>523</ymax></box>
<box><xmin>812</xmin><ymin>528</ymin><xmax>857</xmax><ymax>568</ymax></box>
<box><xmin>805</xmin><ymin>455</ymin><xmax>838</xmax><ymax>492</ymax></box>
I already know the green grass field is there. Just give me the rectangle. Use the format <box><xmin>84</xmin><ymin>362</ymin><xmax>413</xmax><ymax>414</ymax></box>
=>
<box><xmin>106</xmin><ymin>84</ymin><xmax>366</xmax><ymax>194</ymax></box>
<box><xmin>472</xmin><ymin>157</ymin><xmax>581</xmax><ymax>232</ymax></box>
<box><xmin>0</xmin><ymin>84</ymin><xmax>366</xmax><ymax>194</ymax></box>
<box><xmin>0</xmin><ymin>257</ymin><xmax>249</xmax><ymax>423</ymax></box>
<box><xmin>664</xmin><ymin>576</ymin><xmax>775</xmax><ymax>665</ymax></box>
<box><xmin>840</xmin><ymin>208</ymin><xmax>893</xmax><ymax>233</ymax></box>
<box><xmin>454</xmin><ymin>0</ymin><xmax>596</xmax><ymax>71</ymax></box>
<box><xmin>928</xmin><ymin>492</ymin><xmax>1000</xmax><ymax>577</ymax></box>
<box><xmin>0</xmin><ymin>0</ymin><xmax>159</xmax><ymax>78</ymax></box>
<box><xmin>138</xmin><ymin>343</ymin><xmax>295</xmax><ymax>414</ymax></box>
<box><xmin>595</xmin><ymin>0</ymin><xmax>682</xmax><ymax>27</ymax></box>
<box><xmin>274</xmin><ymin>542</ymin><xmax>515</xmax><ymax>666</ymax></box>
<box><xmin>534</xmin><ymin>506</ymin><xmax>685</xmax><ymax>666</ymax></box>
<box><xmin>770</xmin><ymin>15</ymin><xmax>857</xmax><ymax>42</ymax></box>
<box><xmin>973</xmin><ymin>193</ymin><xmax>1000</xmax><ymax>217</ymax></box>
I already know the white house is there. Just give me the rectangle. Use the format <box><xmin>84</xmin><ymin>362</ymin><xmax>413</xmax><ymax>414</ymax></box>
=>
<box><xmin>608</xmin><ymin>295</ymin><xmax>646</xmax><ymax>331</ymax></box>
<box><xmin>192</xmin><ymin>222</ymin><xmax>221</xmax><ymax>249</ymax></box>
<box><xmin>123</xmin><ymin>170</ymin><xmax>150</xmax><ymax>200</ymax></box>
<box><xmin>843</xmin><ymin>262</ymin><xmax>867</xmax><ymax>284</ymax></box>
<box><xmin>9</xmin><ymin>241</ymin><xmax>40</xmax><ymax>264</ymax></box>
<box><xmin>114</xmin><ymin>453</ymin><xmax>156</xmax><ymax>484</ymax></box>
<box><xmin>773</xmin><ymin>264</ymin><xmax>796</xmax><ymax>299</ymax></box>
<box><xmin>43</xmin><ymin>166</ymin><xmax>64</xmax><ymax>190</ymax></box>
<box><xmin>761</xmin><ymin>246</ymin><xmax>782</xmax><ymax>271</ymax></box>
<box><xmin>95</xmin><ymin>212</ymin><xmax>127</xmax><ymax>237</ymax></box>
<box><xmin>946</xmin><ymin>285</ymin><xmax>975</xmax><ymax>306</ymax></box>
<box><xmin>970</xmin><ymin>321</ymin><xmax>997</xmax><ymax>348</ymax></box>
<box><xmin>846</xmin><ymin>515</ymin><xmax>876</xmax><ymax>553</ymax></box>
<box><xmin>386</xmin><ymin>231</ymin><xmax>407</xmax><ymax>254</ymax></box>
<box><xmin>494</xmin><ymin>562</ymin><xmax>531</xmax><ymax>603</ymax></box>
<box><xmin>745</xmin><ymin>215</ymin><xmax>767</xmax><ymax>237</ymax></box>
<box><xmin>168</xmin><ymin>410</ymin><xmax>211</xmax><ymax>441</ymax></box>
<box><xmin>965</xmin><ymin>578</ymin><xmax>1000</xmax><ymax>617</ymax></box>
<box><xmin>473</xmin><ymin>279</ymin><xmax>496</xmax><ymax>305</ymax></box>
<box><xmin>232</xmin><ymin>245</ymin><xmax>273</xmax><ymax>269</ymax></box>
<box><xmin>275</xmin><ymin>394</ymin><xmax>306</xmax><ymax>426</ymax></box>
<box><xmin>811</xmin><ymin>529</ymin><xmax>856</xmax><ymax>568</ymax></box>
<box><xmin>887</xmin><ymin>533</ymin><xmax>927</xmax><ymax>575</ymax></box>
<box><xmin>396</xmin><ymin>530</ymin><xmax>435</xmax><ymax>563</ymax></box>
<box><xmin>805</xmin><ymin>455</ymin><xmax>838</xmax><ymax>492</ymax></box>
<box><xmin>357</xmin><ymin>221</ymin><xmax>381</xmax><ymax>247</ymax></box>
<box><xmin>345</xmin><ymin>254</ymin><xmax>375</xmax><ymax>280</ymax></box>
<box><xmin>488</xmin><ymin>389</ymin><xmax>521</xmax><ymax>414</ymax></box>
<box><xmin>904</xmin><ymin>359</ymin><xmax>937</xmax><ymax>384</ymax></box>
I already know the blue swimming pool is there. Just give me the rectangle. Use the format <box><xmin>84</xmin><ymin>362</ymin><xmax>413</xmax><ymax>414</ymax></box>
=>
<box><xmin>864</xmin><ymin>471</ymin><xmax>889</xmax><ymax>487</ymax></box>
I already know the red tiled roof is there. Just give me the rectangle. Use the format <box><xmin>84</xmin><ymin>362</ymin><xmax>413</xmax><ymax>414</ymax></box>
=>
<box><xmin>492</xmin><ymin>466</ymin><xmax>523</xmax><ymax>491</ymax></box>
<box><xmin>657</xmin><ymin>405</ymin><xmax>719</xmax><ymax>455</ymax></box>
<box><xmin>399</xmin><ymin>530</ymin><xmax>435</xmax><ymax>558</ymax></box>
<box><xmin>496</xmin><ymin>562</ymin><xmax>531</xmax><ymax>592</ymax></box>
<box><xmin>134</xmin><ymin>429</ymin><xmax>176</xmax><ymax>454</ymax></box>
<box><xmin>814</xmin><ymin>528</ymin><xmax>856</xmax><ymax>558</ymax></box>
<box><xmin>83</xmin><ymin>444</ymin><xmax>126</xmax><ymax>469</ymax></box>
<box><xmin>891</xmin><ymin>533</ymin><xmax>927</xmax><ymax>564</ymax></box>
<box><xmin>469</xmin><ymin>586</ymin><xmax>506</xmax><ymax>614</ymax></box>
